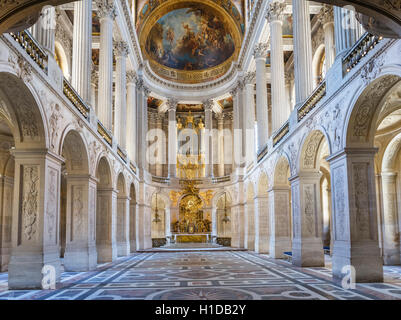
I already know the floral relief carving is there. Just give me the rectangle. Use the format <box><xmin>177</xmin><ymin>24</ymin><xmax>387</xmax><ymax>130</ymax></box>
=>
<box><xmin>49</xmin><ymin>103</ymin><xmax>63</xmax><ymax>151</ymax></box>
<box><xmin>73</xmin><ymin>186</ymin><xmax>84</xmax><ymax>239</ymax></box>
<box><xmin>333</xmin><ymin>167</ymin><xmax>346</xmax><ymax>240</ymax></box>
<box><xmin>46</xmin><ymin>168</ymin><xmax>57</xmax><ymax>243</ymax></box>
<box><xmin>22</xmin><ymin>166</ymin><xmax>39</xmax><ymax>241</ymax></box>
<box><xmin>353</xmin><ymin>163</ymin><xmax>371</xmax><ymax>239</ymax></box>
<box><xmin>303</xmin><ymin>184</ymin><xmax>315</xmax><ymax>237</ymax></box>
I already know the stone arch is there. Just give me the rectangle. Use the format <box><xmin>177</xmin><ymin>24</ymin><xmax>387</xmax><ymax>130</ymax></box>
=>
<box><xmin>59</xmin><ymin>129</ymin><xmax>90</xmax><ymax>266</ymax></box>
<box><xmin>274</xmin><ymin>156</ymin><xmax>291</xmax><ymax>187</ymax></box>
<box><xmin>129</xmin><ymin>183</ymin><xmax>137</xmax><ymax>252</ymax></box>
<box><xmin>299</xmin><ymin>130</ymin><xmax>330</xmax><ymax>172</ymax></box>
<box><xmin>116</xmin><ymin>172</ymin><xmax>130</xmax><ymax>256</ymax></box>
<box><xmin>96</xmin><ymin>156</ymin><xmax>115</xmax><ymax>263</ymax></box>
<box><xmin>151</xmin><ymin>192</ymin><xmax>168</xmax><ymax>245</ymax></box>
<box><xmin>380</xmin><ymin>132</ymin><xmax>401</xmax><ymax>265</ymax></box>
<box><xmin>345</xmin><ymin>74</ymin><xmax>401</xmax><ymax>148</ymax></box>
<box><xmin>245</xmin><ymin>182</ymin><xmax>255</xmax><ymax>251</ymax></box>
<box><xmin>0</xmin><ymin>72</ymin><xmax>48</xmax><ymax>149</ymax></box>
<box><xmin>312</xmin><ymin>43</ymin><xmax>326</xmax><ymax>86</ymax></box>
<box><xmin>256</xmin><ymin>171</ymin><xmax>269</xmax><ymax>197</ymax></box>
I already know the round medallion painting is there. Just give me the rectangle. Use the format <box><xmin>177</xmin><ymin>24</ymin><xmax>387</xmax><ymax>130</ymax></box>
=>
<box><xmin>145</xmin><ymin>7</ymin><xmax>236</xmax><ymax>72</ymax></box>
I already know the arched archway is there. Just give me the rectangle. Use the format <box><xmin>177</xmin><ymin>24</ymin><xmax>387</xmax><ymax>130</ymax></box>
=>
<box><xmin>0</xmin><ymin>72</ymin><xmax>62</xmax><ymax>289</ymax></box>
<box><xmin>255</xmin><ymin>172</ymin><xmax>269</xmax><ymax>254</ymax></box>
<box><xmin>290</xmin><ymin>130</ymin><xmax>330</xmax><ymax>267</ymax></box>
<box><xmin>245</xmin><ymin>183</ymin><xmax>255</xmax><ymax>251</ymax></box>
<box><xmin>129</xmin><ymin>183</ymin><xmax>137</xmax><ymax>252</ymax></box>
<box><xmin>116</xmin><ymin>173</ymin><xmax>130</xmax><ymax>256</ymax></box>
<box><xmin>96</xmin><ymin>156</ymin><xmax>116</xmax><ymax>263</ymax></box>
<box><xmin>60</xmin><ymin>130</ymin><xmax>97</xmax><ymax>271</ymax></box>
<box><xmin>270</xmin><ymin>156</ymin><xmax>292</xmax><ymax>258</ymax></box>
<box><xmin>215</xmin><ymin>192</ymin><xmax>232</xmax><ymax>247</ymax></box>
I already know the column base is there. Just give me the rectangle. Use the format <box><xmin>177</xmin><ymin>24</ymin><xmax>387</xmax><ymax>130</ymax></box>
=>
<box><xmin>117</xmin><ymin>241</ymin><xmax>130</xmax><ymax>257</ymax></box>
<box><xmin>245</xmin><ymin>235</ymin><xmax>255</xmax><ymax>251</ymax></box>
<box><xmin>269</xmin><ymin>237</ymin><xmax>291</xmax><ymax>259</ymax></box>
<box><xmin>96</xmin><ymin>242</ymin><xmax>117</xmax><ymax>263</ymax></box>
<box><xmin>292</xmin><ymin>238</ymin><xmax>324</xmax><ymax>267</ymax></box>
<box><xmin>137</xmin><ymin>236</ymin><xmax>152</xmax><ymax>250</ymax></box>
<box><xmin>64</xmin><ymin>243</ymin><xmax>97</xmax><ymax>272</ymax></box>
<box><xmin>130</xmin><ymin>240</ymin><xmax>136</xmax><ymax>253</ymax></box>
<box><xmin>255</xmin><ymin>236</ymin><xmax>269</xmax><ymax>254</ymax></box>
<box><xmin>0</xmin><ymin>247</ymin><xmax>11</xmax><ymax>272</ymax></box>
<box><xmin>8</xmin><ymin>249</ymin><xmax>61</xmax><ymax>290</ymax></box>
<box><xmin>332</xmin><ymin>241</ymin><xmax>383</xmax><ymax>283</ymax></box>
<box><xmin>383</xmin><ymin>247</ymin><xmax>401</xmax><ymax>266</ymax></box>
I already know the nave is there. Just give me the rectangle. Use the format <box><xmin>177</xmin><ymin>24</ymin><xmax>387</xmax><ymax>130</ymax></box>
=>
<box><xmin>1</xmin><ymin>251</ymin><xmax>401</xmax><ymax>300</ymax></box>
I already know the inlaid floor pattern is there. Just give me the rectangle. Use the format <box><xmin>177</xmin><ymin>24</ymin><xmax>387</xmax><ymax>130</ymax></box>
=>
<box><xmin>0</xmin><ymin>251</ymin><xmax>401</xmax><ymax>300</ymax></box>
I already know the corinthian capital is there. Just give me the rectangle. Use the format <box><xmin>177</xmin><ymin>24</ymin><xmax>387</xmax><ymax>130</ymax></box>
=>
<box><xmin>96</xmin><ymin>0</ymin><xmax>117</xmax><ymax>20</ymax></box>
<box><xmin>318</xmin><ymin>4</ymin><xmax>334</xmax><ymax>26</ymax></box>
<box><xmin>266</xmin><ymin>1</ymin><xmax>286</xmax><ymax>23</ymax></box>
<box><xmin>244</xmin><ymin>71</ymin><xmax>256</xmax><ymax>85</ymax></box>
<box><xmin>202</xmin><ymin>99</ymin><xmax>214</xmax><ymax>111</ymax></box>
<box><xmin>126</xmin><ymin>70</ymin><xmax>136</xmax><ymax>84</ymax></box>
<box><xmin>166</xmin><ymin>98</ymin><xmax>179</xmax><ymax>111</ymax></box>
<box><xmin>254</xmin><ymin>43</ymin><xmax>269</xmax><ymax>59</ymax></box>
<box><xmin>113</xmin><ymin>40</ymin><xmax>130</xmax><ymax>57</ymax></box>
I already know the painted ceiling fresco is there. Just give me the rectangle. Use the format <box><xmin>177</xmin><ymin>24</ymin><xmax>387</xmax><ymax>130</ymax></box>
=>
<box><xmin>145</xmin><ymin>7</ymin><xmax>236</xmax><ymax>71</ymax></box>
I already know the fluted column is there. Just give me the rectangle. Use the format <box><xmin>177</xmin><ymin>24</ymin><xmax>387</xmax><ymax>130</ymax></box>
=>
<box><xmin>293</xmin><ymin>0</ymin><xmax>314</xmax><ymax>105</ymax></box>
<box><xmin>97</xmin><ymin>0</ymin><xmax>116</xmax><ymax>131</ymax></box>
<box><xmin>285</xmin><ymin>72</ymin><xmax>295</xmax><ymax>112</ymax></box>
<box><xmin>71</xmin><ymin>1</ymin><xmax>92</xmax><ymax>103</ymax></box>
<box><xmin>113</xmin><ymin>41</ymin><xmax>129</xmax><ymax>149</ymax></box>
<box><xmin>31</xmin><ymin>6</ymin><xmax>56</xmax><ymax>56</ymax></box>
<box><xmin>244</xmin><ymin>72</ymin><xmax>256</xmax><ymax>166</ymax></box>
<box><xmin>254</xmin><ymin>43</ymin><xmax>269</xmax><ymax>153</ymax></box>
<box><xmin>167</xmin><ymin>99</ymin><xmax>178</xmax><ymax>178</ymax></box>
<box><xmin>319</xmin><ymin>5</ymin><xmax>335</xmax><ymax>71</ymax></box>
<box><xmin>90</xmin><ymin>68</ymin><xmax>98</xmax><ymax>113</ymax></box>
<box><xmin>217</xmin><ymin>114</ymin><xmax>225</xmax><ymax>177</ymax></box>
<box><xmin>135</xmin><ymin>77</ymin><xmax>150</xmax><ymax>171</ymax></box>
<box><xmin>230</xmin><ymin>82</ymin><xmax>243</xmax><ymax>171</ymax></box>
<box><xmin>267</xmin><ymin>1</ymin><xmax>288</xmax><ymax>132</ymax></box>
<box><xmin>334</xmin><ymin>6</ymin><xmax>365</xmax><ymax>57</ymax></box>
<box><xmin>155</xmin><ymin>114</ymin><xmax>164</xmax><ymax>177</ymax></box>
<box><xmin>203</xmin><ymin>99</ymin><xmax>214</xmax><ymax>177</ymax></box>
<box><xmin>126</xmin><ymin>71</ymin><xmax>137</xmax><ymax>163</ymax></box>
<box><xmin>381</xmin><ymin>172</ymin><xmax>401</xmax><ymax>265</ymax></box>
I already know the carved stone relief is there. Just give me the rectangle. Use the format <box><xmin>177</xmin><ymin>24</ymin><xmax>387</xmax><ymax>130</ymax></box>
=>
<box><xmin>22</xmin><ymin>166</ymin><xmax>39</xmax><ymax>242</ymax></box>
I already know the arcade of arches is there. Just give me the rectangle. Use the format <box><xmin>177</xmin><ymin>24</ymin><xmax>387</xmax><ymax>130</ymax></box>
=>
<box><xmin>0</xmin><ymin>0</ymin><xmax>401</xmax><ymax>300</ymax></box>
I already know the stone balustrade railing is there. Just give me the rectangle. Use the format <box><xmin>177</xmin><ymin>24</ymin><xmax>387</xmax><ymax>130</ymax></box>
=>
<box><xmin>10</xmin><ymin>30</ymin><xmax>48</xmax><ymax>72</ymax></box>
<box><xmin>63</xmin><ymin>78</ymin><xmax>90</xmax><ymax>119</ymax></box>
<box><xmin>297</xmin><ymin>81</ymin><xmax>327</xmax><ymax>122</ymax></box>
<box><xmin>212</xmin><ymin>176</ymin><xmax>231</xmax><ymax>184</ymax></box>
<box><xmin>257</xmin><ymin>145</ymin><xmax>269</xmax><ymax>163</ymax></box>
<box><xmin>343</xmin><ymin>32</ymin><xmax>382</xmax><ymax>75</ymax></box>
<box><xmin>152</xmin><ymin>176</ymin><xmax>170</xmax><ymax>184</ymax></box>
<box><xmin>97</xmin><ymin>121</ymin><xmax>113</xmax><ymax>147</ymax></box>
<box><xmin>117</xmin><ymin>145</ymin><xmax>127</xmax><ymax>163</ymax></box>
<box><xmin>273</xmin><ymin>121</ymin><xmax>290</xmax><ymax>147</ymax></box>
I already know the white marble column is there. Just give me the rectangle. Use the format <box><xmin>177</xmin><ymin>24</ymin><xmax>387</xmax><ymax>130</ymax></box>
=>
<box><xmin>269</xmin><ymin>186</ymin><xmax>292</xmax><ymax>258</ymax></box>
<box><xmin>244</xmin><ymin>72</ymin><xmax>256</xmax><ymax>167</ymax></box>
<box><xmin>126</xmin><ymin>71</ymin><xmax>137</xmax><ymax>163</ymax></box>
<box><xmin>254</xmin><ymin>195</ymin><xmax>270</xmax><ymax>254</ymax></box>
<box><xmin>136</xmin><ymin>184</ymin><xmax>152</xmax><ymax>250</ymax></box>
<box><xmin>90</xmin><ymin>69</ymin><xmax>98</xmax><ymax>113</ymax></box>
<box><xmin>71</xmin><ymin>0</ymin><xmax>92</xmax><ymax>103</ymax></box>
<box><xmin>64</xmin><ymin>175</ymin><xmax>97</xmax><ymax>271</ymax></box>
<box><xmin>135</xmin><ymin>76</ymin><xmax>150</xmax><ymax>171</ymax></box>
<box><xmin>129</xmin><ymin>197</ymin><xmax>136</xmax><ymax>252</ymax></box>
<box><xmin>8</xmin><ymin>150</ymin><xmax>63</xmax><ymax>289</ymax></box>
<box><xmin>96</xmin><ymin>0</ymin><xmax>116</xmax><ymax>131</ymax></box>
<box><xmin>285</xmin><ymin>72</ymin><xmax>295</xmax><ymax>112</ymax></box>
<box><xmin>113</xmin><ymin>41</ymin><xmax>129</xmax><ymax>149</ymax></box>
<box><xmin>334</xmin><ymin>6</ymin><xmax>365</xmax><ymax>57</ymax></box>
<box><xmin>267</xmin><ymin>1</ymin><xmax>288</xmax><ymax>132</ymax></box>
<box><xmin>319</xmin><ymin>5</ymin><xmax>336</xmax><ymax>71</ymax></box>
<box><xmin>244</xmin><ymin>201</ymin><xmax>255</xmax><ymax>251</ymax></box>
<box><xmin>290</xmin><ymin>172</ymin><xmax>325</xmax><ymax>267</ymax></box>
<box><xmin>155</xmin><ymin>114</ymin><xmax>164</xmax><ymax>177</ymax></box>
<box><xmin>217</xmin><ymin>114</ymin><xmax>225</xmax><ymax>177</ymax></box>
<box><xmin>254</xmin><ymin>43</ymin><xmax>269</xmax><ymax>152</ymax></box>
<box><xmin>327</xmin><ymin>148</ymin><xmax>383</xmax><ymax>282</ymax></box>
<box><xmin>292</xmin><ymin>0</ymin><xmax>314</xmax><ymax>105</ymax></box>
<box><xmin>167</xmin><ymin>99</ymin><xmax>178</xmax><ymax>178</ymax></box>
<box><xmin>203</xmin><ymin>99</ymin><xmax>214</xmax><ymax>177</ymax></box>
<box><xmin>31</xmin><ymin>6</ymin><xmax>56</xmax><ymax>56</ymax></box>
<box><xmin>381</xmin><ymin>172</ymin><xmax>401</xmax><ymax>265</ymax></box>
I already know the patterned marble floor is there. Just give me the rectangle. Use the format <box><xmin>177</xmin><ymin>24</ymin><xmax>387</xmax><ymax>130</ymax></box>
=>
<box><xmin>0</xmin><ymin>251</ymin><xmax>401</xmax><ymax>300</ymax></box>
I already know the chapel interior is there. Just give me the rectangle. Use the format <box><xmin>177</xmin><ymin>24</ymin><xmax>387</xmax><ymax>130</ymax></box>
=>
<box><xmin>0</xmin><ymin>0</ymin><xmax>401</xmax><ymax>300</ymax></box>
